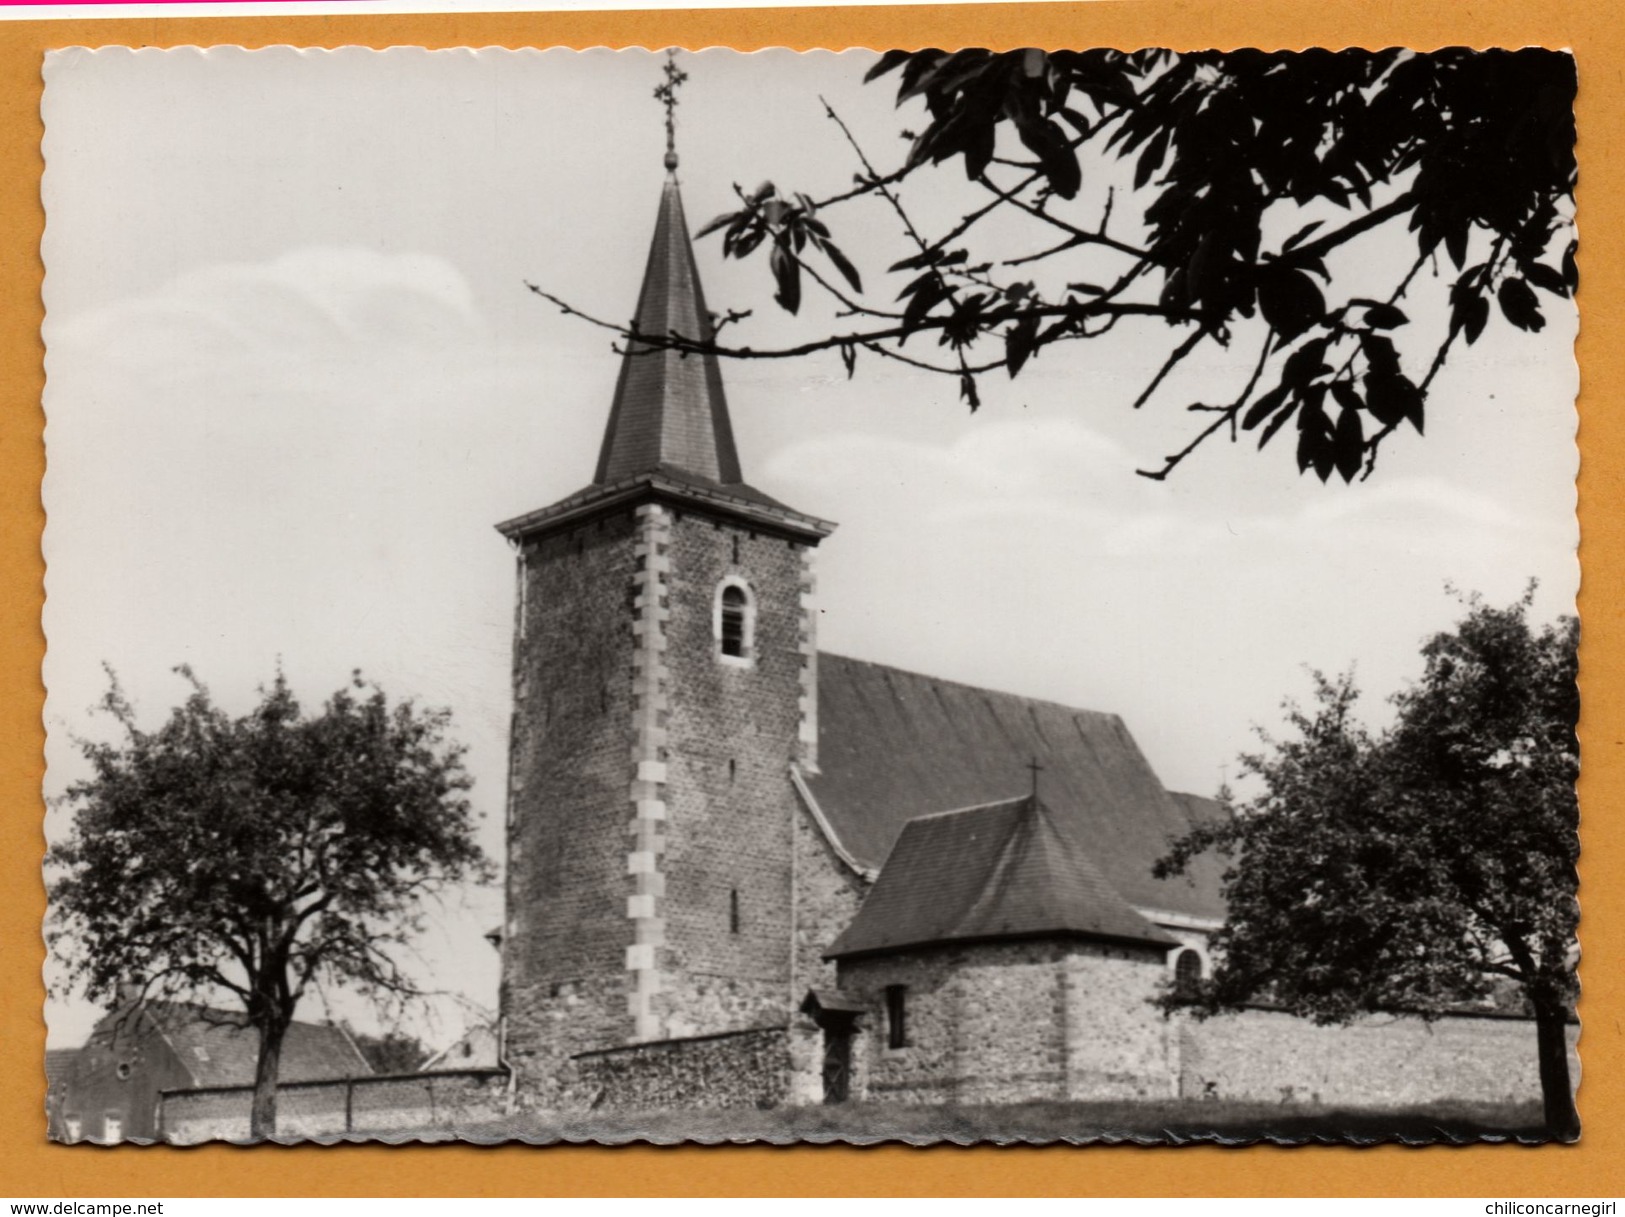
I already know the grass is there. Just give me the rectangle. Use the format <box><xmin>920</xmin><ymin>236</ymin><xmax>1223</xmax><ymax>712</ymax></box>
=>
<box><xmin>389</xmin><ymin>1097</ymin><xmax>1561</xmax><ymax>1146</ymax></box>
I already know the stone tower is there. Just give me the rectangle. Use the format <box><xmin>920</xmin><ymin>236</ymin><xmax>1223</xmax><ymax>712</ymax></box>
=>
<box><xmin>495</xmin><ymin>162</ymin><xmax>834</xmax><ymax>1101</ymax></box>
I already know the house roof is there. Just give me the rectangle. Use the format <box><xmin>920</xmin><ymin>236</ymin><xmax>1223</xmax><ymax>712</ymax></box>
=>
<box><xmin>45</xmin><ymin>1048</ymin><xmax>78</xmax><ymax>1091</ymax></box>
<box><xmin>826</xmin><ymin>795</ymin><xmax>1178</xmax><ymax>959</ymax></box>
<box><xmin>806</xmin><ymin>654</ymin><xmax>1228</xmax><ymax>922</ymax></box>
<box><xmin>115</xmin><ymin>1002</ymin><xmax>371</xmax><ymax>1089</ymax></box>
<box><xmin>595</xmin><ymin>175</ymin><xmax>742</xmax><ymax>487</ymax></box>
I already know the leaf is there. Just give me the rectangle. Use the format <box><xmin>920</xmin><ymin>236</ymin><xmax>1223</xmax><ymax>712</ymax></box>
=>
<box><xmin>696</xmin><ymin>210</ymin><xmax>741</xmax><ymax>240</ymax></box>
<box><xmin>901</xmin><ymin>276</ymin><xmax>949</xmax><ymax>337</ymax></box>
<box><xmin>1330</xmin><ymin>381</ymin><xmax>1364</xmax><ymax>415</ymax></box>
<box><xmin>1366</xmin><ymin>372</ymin><xmax>1424</xmax><ymax>433</ymax></box>
<box><xmin>1242</xmin><ymin>385</ymin><xmax>1290</xmax><ymax>431</ymax></box>
<box><xmin>770</xmin><ymin>242</ymin><xmax>801</xmax><ymax>315</ymax></box>
<box><xmin>1333</xmin><ymin>406</ymin><xmax>1364</xmax><ymax>482</ymax></box>
<box><xmin>818</xmin><ymin>237</ymin><xmax>864</xmax><ymax>294</ymax></box>
<box><xmin>1282</xmin><ymin>338</ymin><xmax>1332</xmax><ymax>390</ymax></box>
<box><xmin>1258</xmin><ymin>268</ymin><xmax>1327</xmax><ymax>342</ymax></box>
<box><xmin>1257</xmin><ymin>396</ymin><xmax>1299</xmax><ymax>450</ymax></box>
<box><xmin>959</xmin><ymin>372</ymin><xmax>981</xmax><ymax>411</ymax></box>
<box><xmin>863</xmin><ymin>49</ymin><xmax>912</xmax><ymax>83</ymax></box>
<box><xmin>1362</xmin><ymin>303</ymin><xmax>1409</xmax><ymax>330</ymax></box>
<box><xmin>1450</xmin><ymin>289</ymin><xmax>1490</xmax><ymax>345</ymax></box>
<box><xmin>1444</xmin><ymin>222</ymin><xmax>1469</xmax><ymax>270</ymax></box>
<box><xmin>1497</xmin><ymin>277</ymin><xmax>1545</xmax><ymax>332</ymax></box>
<box><xmin>1523</xmin><ymin>261</ymin><xmax>1568</xmax><ymax>297</ymax></box>
<box><xmin>1005</xmin><ymin>315</ymin><xmax>1040</xmax><ymax>377</ymax></box>
<box><xmin>1135</xmin><ymin>127</ymin><xmax>1171</xmax><ymax>191</ymax></box>
<box><xmin>1359</xmin><ymin>332</ymin><xmax>1400</xmax><ymax>377</ymax></box>
<box><xmin>889</xmin><ymin>248</ymin><xmax>940</xmax><ymax>274</ymax></box>
<box><xmin>1280</xmin><ymin>220</ymin><xmax>1325</xmax><ymax>254</ymax></box>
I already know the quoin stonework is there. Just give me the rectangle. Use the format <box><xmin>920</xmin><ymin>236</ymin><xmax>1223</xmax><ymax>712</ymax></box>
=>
<box><xmin>492</xmin><ymin>152</ymin><xmax>1571</xmax><ymax>1115</ymax></box>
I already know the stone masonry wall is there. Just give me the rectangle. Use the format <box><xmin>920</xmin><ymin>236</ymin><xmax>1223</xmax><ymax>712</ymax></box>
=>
<box><xmin>841</xmin><ymin>941</ymin><xmax>1072</xmax><ymax>1105</ymax></box>
<box><xmin>159</xmin><ymin>1070</ymin><xmax>510</xmax><ymax>1143</ymax></box>
<box><xmin>1178</xmin><ymin>1008</ymin><xmax>1581</xmax><ymax>1107</ymax></box>
<box><xmin>503</xmin><ymin>511</ymin><xmax>640</xmax><ymax>1098</ymax></box>
<box><xmin>1060</xmin><ymin>942</ymin><xmax>1179</xmax><ymax>1100</ymax></box>
<box><xmin>654</xmin><ymin>512</ymin><xmax>810</xmax><ymax>1039</ymax></box>
<box><xmin>787</xmin><ymin>797</ymin><xmax>872</xmax><ymax>1104</ymax></box>
<box><xmin>563</xmin><ymin>1027</ymin><xmax>791</xmax><ymax>1112</ymax></box>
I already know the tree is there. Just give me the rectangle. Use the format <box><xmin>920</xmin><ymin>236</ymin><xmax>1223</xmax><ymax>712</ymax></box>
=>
<box><xmin>1157</xmin><ymin>592</ymin><xmax>1579</xmax><ymax>1137</ymax></box>
<box><xmin>47</xmin><ymin>669</ymin><xmax>492</xmax><ymax>1140</ymax></box>
<box><xmin>532</xmin><ymin>47</ymin><xmax>1576</xmax><ymax>482</ymax></box>
<box><xmin>350</xmin><ymin>1028</ymin><xmax>433</xmax><ymax>1075</ymax></box>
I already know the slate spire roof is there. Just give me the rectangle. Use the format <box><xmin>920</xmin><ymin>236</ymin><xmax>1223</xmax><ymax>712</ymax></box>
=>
<box><xmin>825</xmin><ymin>794</ymin><xmax>1178</xmax><ymax>960</ymax></box>
<box><xmin>594</xmin><ymin>173</ymin><xmax>742</xmax><ymax>487</ymax></box>
<box><xmin>497</xmin><ymin>169</ymin><xmax>833</xmax><ymax>545</ymax></box>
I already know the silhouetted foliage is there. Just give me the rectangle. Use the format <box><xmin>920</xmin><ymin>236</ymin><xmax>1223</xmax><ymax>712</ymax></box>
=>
<box><xmin>351</xmin><ymin>1029</ymin><xmax>433</xmax><ymax>1075</ymax></box>
<box><xmin>532</xmin><ymin>47</ymin><xmax>1576</xmax><ymax>482</ymax></box>
<box><xmin>48</xmin><ymin>669</ymin><xmax>492</xmax><ymax>1140</ymax></box>
<box><xmin>1158</xmin><ymin>591</ymin><xmax>1579</xmax><ymax>1138</ymax></box>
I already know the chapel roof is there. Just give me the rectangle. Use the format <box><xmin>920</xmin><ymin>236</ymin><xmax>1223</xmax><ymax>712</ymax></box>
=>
<box><xmin>95</xmin><ymin>1001</ymin><xmax>372</xmax><ymax>1090</ymax></box>
<box><xmin>806</xmin><ymin>654</ymin><xmax>1229</xmax><ymax>922</ymax></box>
<box><xmin>825</xmin><ymin>794</ymin><xmax>1179</xmax><ymax>959</ymax></box>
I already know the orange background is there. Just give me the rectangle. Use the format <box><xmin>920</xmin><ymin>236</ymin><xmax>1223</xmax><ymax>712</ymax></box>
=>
<box><xmin>1</xmin><ymin>1</ymin><xmax>1618</xmax><ymax>1197</ymax></box>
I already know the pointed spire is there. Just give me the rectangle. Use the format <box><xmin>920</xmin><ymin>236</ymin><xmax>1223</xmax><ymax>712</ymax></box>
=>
<box><xmin>594</xmin><ymin>55</ymin><xmax>741</xmax><ymax>487</ymax></box>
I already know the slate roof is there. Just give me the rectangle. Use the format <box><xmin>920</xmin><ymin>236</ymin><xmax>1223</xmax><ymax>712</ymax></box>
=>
<box><xmin>806</xmin><ymin>654</ymin><xmax>1228</xmax><ymax>922</ymax></box>
<box><xmin>130</xmin><ymin>1002</ymin><xmax>372</xmax><ymax>1089</ymax></box>
<box><xmin>499</xmin><ymin>176</ymin><xmax>834</xmax><ymax>547</ymax></box>
<box><xmin>595</xmin><ymin>176</ymin><xmax>742</xmax><ymax>487</ymax></box>
<box><xmin>45</xmin><ymin>1048</ymin><xmax>78</xmax><ymax>1092</ymax></box>
<box><xmin>826</xmin><ymin>795</ymin><xmax>1178</xmax><ymax>959</ymax></box>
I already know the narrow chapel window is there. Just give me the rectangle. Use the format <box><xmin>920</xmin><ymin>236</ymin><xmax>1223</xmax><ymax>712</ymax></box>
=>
<box><xmin>719</xmin><ymin>584</ymin><xmax>749</xmax><ymax>659</ymax></box>
<box><xmin>729</xmin><ymin>888</ymin><xmax>740</xmax><ymax>934</ymax></box>
<box><xmin>884</xmin><ymin>985</ymin><xmax>908</xmax><ymax>1049</ymax></box>
<box><xmin>1173</xmin><ymin>949</ymin><xmax>1203</xmax><ymax>999</ymax></box>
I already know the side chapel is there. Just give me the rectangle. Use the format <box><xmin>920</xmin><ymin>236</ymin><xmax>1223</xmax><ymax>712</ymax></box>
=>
<box><xmin>491</xmin><ymin>134</ymin><xmax>1231</xmax><ymax>1111</ymax></box>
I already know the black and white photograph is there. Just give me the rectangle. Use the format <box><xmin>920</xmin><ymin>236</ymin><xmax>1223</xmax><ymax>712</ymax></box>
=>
<box><xmin>40</xmin><ymin>44</ymin><xmax>1579</xmax><ymax>1145</ymax></box>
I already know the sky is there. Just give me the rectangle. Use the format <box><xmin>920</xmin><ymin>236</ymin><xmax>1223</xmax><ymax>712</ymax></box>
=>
<box><xmin>39</xmin><ymin>46</ymin><xmax>1578</xmax><ymax>1050</ymax></box>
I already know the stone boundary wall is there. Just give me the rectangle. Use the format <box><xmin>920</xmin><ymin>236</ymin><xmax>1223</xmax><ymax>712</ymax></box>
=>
<box><xmin>1178</xmin><ymin>1009</ymin><xmax>1580</xmax><ymax>1107</ymax></box>
<box><xmin>563</xmin><ymin>1026</ymin><xmax>790</xmax><ymax>1111</ymax></box>
<box><xmin>159</xmin><ymin>1069</ymin><xmax>511</xmax><ymax>1143</ymax></box>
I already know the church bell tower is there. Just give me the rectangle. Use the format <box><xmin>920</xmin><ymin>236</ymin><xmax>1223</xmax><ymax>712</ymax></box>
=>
<box><xmin>495</xmin><ymin>78</ymin><xmax>834</xmax><ymax>1097</ymax></box>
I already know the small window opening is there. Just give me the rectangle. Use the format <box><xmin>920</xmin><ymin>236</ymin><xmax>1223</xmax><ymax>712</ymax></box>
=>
<box><xmin>728</xmin><ymin>758</ymin><xmax>736</xmax><ymax>783</ymax></box>
<box><xmin>1173</xmin><ymin>948</ymin><xmax>1203</xmax><ymax>999</ymax></box>
<box><xmin>732</xmin><ymin>534</ymin><xmax>741</xmax><ymax>564</ymax></box>
<box><xmin>115</xmin><ymin>1062</ymin><xmax>133</xmax><ymax>1081</ymax></box>
<box><xmin>885</xmin><ymin>985</ymin><xmax>908</xmax><ymax>1049</ymax></box>
<box><xmin>729</xmin><ymin>888</ymin><xmax>740</xmax><ymax>934</ymax></box>
<box><xmin>720</xmin><ymin>585</ymin><xmax>748</xmax><ymax>658</ymax></box>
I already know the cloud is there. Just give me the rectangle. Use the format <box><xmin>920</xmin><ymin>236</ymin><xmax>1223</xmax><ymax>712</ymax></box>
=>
<box><xmin>48</xmin><ymin>246</ymin><xmax>483</xmax><ymax>370</ymax></box>
<box><xmin>765</xmin><ymin>415</ymin><xmax>1565</xmax><ymax>567</ymax></box>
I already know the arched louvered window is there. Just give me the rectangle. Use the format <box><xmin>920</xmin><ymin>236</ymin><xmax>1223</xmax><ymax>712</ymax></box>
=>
<box><xmin>715</xmin><ymin>579</ymin><xmax>755</xmax><ymax>664</ymax></box>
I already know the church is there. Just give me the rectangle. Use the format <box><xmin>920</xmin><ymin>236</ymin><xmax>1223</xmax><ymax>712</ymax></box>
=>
<box><xmin>489</xmin><ymin>145</ymin><xmax>1554</xmax><ymax>1116</ymax></box>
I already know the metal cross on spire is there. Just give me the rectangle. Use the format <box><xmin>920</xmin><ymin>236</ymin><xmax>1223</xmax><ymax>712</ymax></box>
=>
<box><xmin>653</xmin><ymin>49</ymin><xmax>688</xmax><ymax>173</ymax></box>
